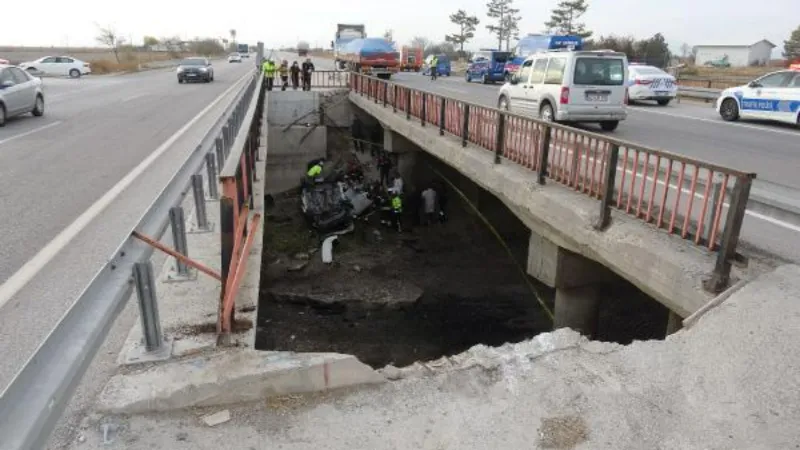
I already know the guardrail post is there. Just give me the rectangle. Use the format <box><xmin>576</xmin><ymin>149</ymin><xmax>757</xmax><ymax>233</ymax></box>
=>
<box><xmin>393</xmin><ymin>85</ymin><xmax>398</xmax><ymax>113</ymax></box>
<box><xmin>421</xmin><ymin>93</ymin><xmax>427</xmax><ymax>126</ymax></box>
<box><xmin>594</xmin><ymin>144</ymin><xmax>619</xmax><ymax>230</ymax></box>
<box><xmin>205</xmin><ymin>153</ymin><xmax>219</xmax><ymax>200</ymax></box>
<box><xmin>190</xmin><ymin>174</ymin><xmax>211</xmax><ymax>232</ymax></box>
<box><xmin>439</xmin><ymin>99</ymin><xmax>446</xmax><ymax>136</ymax></box>
<box><xmin>703</xmin><ymin>174</ymin><xmax>724</xmax><ymax>243</ymax></box>
<box><xmin>461</xmin><ymin>105</ymin><xmax>470</xmax><ymax>147</ymax></box>
<box><xmin>169</xmin><ymin>207</ymin><xmax>190</xmax><ymax>278</ymax></box>
<box><xmin>374</xmin><ymin>79</ymin><xmax>379</xmax><ymax>104</ymax></box>
<box><xmin>494</xmin><ymin>113</ymin><xmax>505</xmax><ymax>164</ymax></box>
<box><xmin>222</xmin><ymin>125</ymin><xmax>230</xmax><ymax>156</ymax></box>
<box><xmin>133</xmin><ymin>261</ymin><xmax>164</xmax><ymax>352</ymax></box>
<box><xmin>215</xmin><ymin>137</ymin><xmax>225</xmax><ymax>171</ymax></box>
<box><xmin>704</xmin><ymin>175</ymin><xmax>753</xmax><ymax>294</ymax></box>
<box><xmin>537</xmin><ymin>124</ymin><xmax>551</xmax><ymax>184</ymax></box>
<box><xmin>406</xmin><ymin>90</ymin><xmax>412</xmax><ymax>120</ymax></box>
<box><xmin>383</xmin><ymin>82</ymin><xmax>388</xmax><ymax>107</ymax></box>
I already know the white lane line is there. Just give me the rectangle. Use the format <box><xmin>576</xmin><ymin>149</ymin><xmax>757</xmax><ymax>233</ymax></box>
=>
<box><xmin>0</xmin><ymin>70</ymin><xmax>253</xmax><ymax>309</ymax></box>
<box><xmin>0</xmin><ymin>121</ymin><xmax>63</xmax><ymax>146</ymax></box>
<box><xmin>629</xmin><ymin>106</ymin><xmax>800</xmax><ymax>137</ymax></box>
<box><xmin>122</xmin><ymin>93</ymin><xmax>147</xmax><ymax>103</ymax></box>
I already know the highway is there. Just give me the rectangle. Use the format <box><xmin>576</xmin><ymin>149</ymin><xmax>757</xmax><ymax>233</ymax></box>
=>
<box><xmin>0</xmin><ymin>59</ymin><xmax>256</xmax><ymax>447</ymax></box>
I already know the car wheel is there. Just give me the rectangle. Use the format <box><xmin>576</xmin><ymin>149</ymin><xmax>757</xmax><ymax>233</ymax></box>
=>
<box><xmin>0</xmin><ymin>103</ymin><xmax>6</xmax><ymax>127</ymax></box>
<box><xmin>657</xmin><ymin>99</ymin><xmax>671</xmax><ymax>106</ymax></box>
<box><xmin>32</xmin><ymin>95</ymin><xmax>45</xmax><ymax>117</ymax></box>
<box><xmin>498</xmin><ymin>96</ymin><xmax>510</xmax><ymax>111</ymax></box>
<box><xmin>69</xmin><ymin>69</ymin><xmax>81</xmax><ymax>78</ymax></box>
<box><xmin>482</xmin><ymin>74</ymin><xmax>489</xmax><ymax>84</ymax></box>
<box><xmin>465</xmin><ymin>72</ymin><xmax>471</xmax><ymax>82</ymax></box>
<box><xmin>600</xmin><ymin>120</ymin><xmax>619</xmax><ymax>131</ymax></box>
<box><xmin>540</xmin><ymin>103</ymin><xmax>555</xmax><ymax>123</ymax></box>
<box><xmin>178</xmin><ymin>78</ymin><xmax>184</xmax><ymax>84</ymax></box>
<box><xmin>720</xmin><ymin>98</ymin><xmax>740</xmax><ymax>121</ymax></box>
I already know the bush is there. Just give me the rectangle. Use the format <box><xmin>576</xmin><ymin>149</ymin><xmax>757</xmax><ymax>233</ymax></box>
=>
<box><xmin>90</xmin><ymin>59</ymin><xmax>140</xmax><ymax>74</ymax></box>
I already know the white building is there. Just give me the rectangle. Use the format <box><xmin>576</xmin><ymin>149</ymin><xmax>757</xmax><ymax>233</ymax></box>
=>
<box><xmin>693</xmin><ymin>40</ymin><xmax>775</xmax><ymax>67</ymax></box>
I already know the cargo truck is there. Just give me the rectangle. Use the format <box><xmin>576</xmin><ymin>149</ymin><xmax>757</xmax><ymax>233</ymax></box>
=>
<box><xmin>339</xmin><ymin>38</ymin><xmax>398</xmax><ymax>79</ymax></box>
<box><xmin>399</xmin><ymin>46</ymin><xmax>423</xmax><ymax>71</ymax></box>
<box><xmin>334</xmin><ymin>24</ymin><xmax>366</xmax><ymax>69</ymax></box>
<box><xmin>237</xmin><ymin>43</ymin><xmax>249</xmax><ymax>58</ymax></box>
<box><xmin>298</xmin><ymin>41</ymin><xmax>310</xmax><ymax>57</ymax></box>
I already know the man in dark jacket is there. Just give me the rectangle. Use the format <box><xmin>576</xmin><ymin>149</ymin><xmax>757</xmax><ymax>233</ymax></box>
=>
<box><xmin>290</xmin><ymin>61</ymin><xmax>301</xmax><ymax>90</ymax></box>
<box><xmin>301</xmin><ymin>58</ymin><xmax>315</xmax><ymax>91</ymax></box>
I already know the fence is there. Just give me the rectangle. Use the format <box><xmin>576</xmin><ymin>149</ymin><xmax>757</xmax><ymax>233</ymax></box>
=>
<box><xmin>676</xmin><ymin>75</ymin><xmax>752</xmax><ymax>90</ymax></box>
<box><xmin>351</xmin><ymin>73</ymin><xmax>755</xmax><ymax>294</ymax></box>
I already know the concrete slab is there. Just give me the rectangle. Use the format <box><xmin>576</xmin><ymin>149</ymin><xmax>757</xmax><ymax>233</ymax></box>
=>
<box><xmin>267</xmin><ymin>91</ymin><xmax>321</xmax><ymax>126</ymax></box>
<box><xmin>265</xmin><ymin>126</ymin><xmax>326</xmax><ymax>194</ymax></box>
<box><xmin>97</xmin><ymin>350</ymin><xmax>386</xmax><ymax>414</ymax></box>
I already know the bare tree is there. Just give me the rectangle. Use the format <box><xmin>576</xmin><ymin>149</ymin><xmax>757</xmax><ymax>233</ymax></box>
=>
<box><xmin>96</xmin><ymin>25</ymin><xmax>126</xmax><ymax>63</ymax></box>
<box><xmin>411</xmin><ymin>36</ymin><xmax>431</xmax><ymax>52</ymax></box>
<box><xmin>486</xmin><ymin>0</ymin><xmax>520</xmax><ymax>51</ymax></box>
<box><xmin>501</xmin><ymin>14</ymin><xmax>520</xmax><ymax>51</ymax></box>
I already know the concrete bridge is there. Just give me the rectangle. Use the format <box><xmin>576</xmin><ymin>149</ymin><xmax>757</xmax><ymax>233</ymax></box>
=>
<box><xmin>345</xmin><ymin>74</ymin><xmax>760</xmax><ymax>336</ymax></box>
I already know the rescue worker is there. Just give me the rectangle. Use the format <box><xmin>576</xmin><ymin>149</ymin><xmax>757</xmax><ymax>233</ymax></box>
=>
<box><xmin>390</xmin><ymin>190</ymin><xmax>403</xmax><ymax>232</ymax></box>
<box><xmin>421</xmin><ymin>186</ymin><xmax>438</xmax><ymax>226</ymax></box>
<box><xmin>306</xmin><ymin>160</ymin><xmax>324</xmax><ymax>184</ymax></box>
<box><xmin>290</xmin><ymin>61</ymin><xmax>301</xmax><ymax>90</ymax></box>
<box><xmin>301</xmin><ymin>58</ymin><xmax>315</xmax><ymax>91</ymax></box>
<box><xmin>376</xmin><ymin>152</ymin><xmax>392</xmax><ymax>187</ymax></box>
<box><xmin>279</xmin><ymin>60</ymin><xmax>290</xmax><ymax>91</ymax></box>
<box><xmin>262</xmin><ymin>59</ymin><xmax>277</xmax><ymax>91</ymax></box>
<box><xmin>430</xmin><ymin>55</ymin><xmax>439</xmax><ymax>81</ymax></box>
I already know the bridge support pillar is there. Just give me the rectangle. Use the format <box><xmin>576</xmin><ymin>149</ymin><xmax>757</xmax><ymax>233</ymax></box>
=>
<box><xmin>666</xmin><ymin>311</ymin><xmax>683</xmax><ymax>336</ymax></box>
<box><xmin>384</xmin><ymin>129</ymin><xmax>420</xmax><ymax>192</ymax></box>
<box><xmin>554</xmin><ymin>285</ymin><xmax>600</xmax><ymax>337</ymax></box>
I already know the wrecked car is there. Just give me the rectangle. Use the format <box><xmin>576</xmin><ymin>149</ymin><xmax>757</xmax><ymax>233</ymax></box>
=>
<box><xmin>301</xmin><ymin>181</ymin><xmax>354</xmax><ymax>232</ymax></box>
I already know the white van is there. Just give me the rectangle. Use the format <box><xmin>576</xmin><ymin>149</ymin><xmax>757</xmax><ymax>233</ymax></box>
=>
<box><xmin>497</xmin><ymin>50</ymin><xmax>629</xmax><ymax>131</ymax></box>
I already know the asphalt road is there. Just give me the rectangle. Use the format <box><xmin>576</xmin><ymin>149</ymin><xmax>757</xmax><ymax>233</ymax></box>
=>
<box><xmin>0</xmin><ymin>60</ymin><xmax>256</xmax><ymax>447</ymax></box>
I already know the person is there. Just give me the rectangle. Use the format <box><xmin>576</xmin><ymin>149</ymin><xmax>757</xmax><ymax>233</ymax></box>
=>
<box><xmin>351</xmin><ymin>118</ymin><xmax>364</xmax><ymax>153</ymax></box>
<box><xmin>301</xmin><ymin>58</ymin><xmax>315</xmax><ymax>91</ymax></box>
<box><xmin>279</xmin><ymin>60</ymin><xmax>289</xmax><ymax>91</ymax></box>
<box><xmin>306</xmin><ymin>160</ymin><xmax>324</xmax><ymax>183</ymax></box>
<box><xmin>392</xmin><ymin>173</ymin><xmax>404</xmax><ymax>196</ymax></box>
<box><xmin>262</xmin><ymin>59</ymin><xmax>277</xmax><ymax>91</ymax></box>
<box><xmin>377</xmin><ymin>153</ymin><xmax>392</xmax><ymax>187</ymax></box>
<box><xmin>390</xmin><ymin>190</ymin><xmax>403</xmax><ymax>232</ymax></box>
<box><xmin>290</xmin><ymin>61</ymin><xmax>301</xmax><ymax>90</ymax></box>
<box><xmin>421</xmin><ymin>186</ymin><xmax>438</xmax><ymax>226</ymax></box>
<box><xmin>430</xmin><ymin>55</ymin><xmax>439</xmax><ymax>81</ymax></box>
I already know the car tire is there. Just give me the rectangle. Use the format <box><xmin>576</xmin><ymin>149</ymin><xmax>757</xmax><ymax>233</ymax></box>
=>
<box><xmin>69</xmin><ymin>69</ymin><xmax>81</xmax><ymax>78</ymax></box>
<box><xmin>540</xmin><ymin>103</ymin><xmax>555</xmax><ymax>123</ymax></box>
<box><xmin>0</xmin><ymin>103</ymin><xmax>6</xmax><ymax>127</ymax></box>
<box><xmin>657</xmin><ymin>99</ymin><xmax>671</xmax><ymax>106</ymax></box>
<box><xmin>178</xmin><ymin>78</ymin><xmax>184</xmax><ymax>84</ymax></box>
<box><xmin>720</xmin><ymin>98</ymin><xmax>740</xmax><ymax>121</ymax></box>
<box><xmin>498</xmin><ymin>96</ymin><xmax>510</xmax><ymax>111</ymax></box>
<box><xmin>600</xmin><ymin>121</ymin><xmax>619</xmax><ymax>131</ymax></box>
<box><xmin>482</xmin><ymin>74</ymin><xmax>489</xmax><ymax>84</ymax></box>
<box><xmin>465</xmin><ymin>72</ymin><xmax>471</xmax><ymax>82</ymax></box>
<box><xmin>32</xmin><ymin>95</ymin><xmax>44</xmax><ymax>117</ymax></box>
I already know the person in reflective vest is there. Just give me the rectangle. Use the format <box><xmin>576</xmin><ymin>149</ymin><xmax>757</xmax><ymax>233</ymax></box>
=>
<box><xmin>262</xmin><ymin>59</ymin><xmax>277</xmax><ymax>91</ymax></box>
<box><xmin>430</xmin><ymin>55</ymin><xmax>439</xmax><ymax>80</ymax></box>
<box><xmin>279</xmin><ymin>60</ymin><xmax>290</xmax><ymax>91</ymax></box>
<box><xmin>391</xmin><ymin>191</ymin><xmax>403</xmax><ymax>232</ymax></box>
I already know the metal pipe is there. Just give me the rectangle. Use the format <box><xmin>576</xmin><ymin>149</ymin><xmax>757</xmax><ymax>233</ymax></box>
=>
<box><xmin>133</xmin><ymin>261</ymin><xmax>163</xmax><ymax>352</ymax></box>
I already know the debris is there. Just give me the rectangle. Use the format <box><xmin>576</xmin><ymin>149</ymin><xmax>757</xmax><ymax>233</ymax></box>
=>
<box><xmin>176</xmin><ymin>432</ymin><xmax>189</xmax><ymax>441</ymax></box>
<box><xmin>287</xmin><ymin>262</ymin><xmax>309</xmax><ymax>272</ymax></box>
<box><xmin>353</xmin><ymin>264</ymin><xmax>362</xmax><ymax>273</ymax></box>
<box><xmin>293</xmin><ymin>252</ymin><xmax>310</xmax><ymax>261</ymax></box>
<box><xmin>201</xmin><ymin>410</ymin><xmax>231</xmax><ymax>427</ymax></box>
<box><xmin>322</xmin><ymin>236</ymin><xmax>338</xmax><ymax>264</ymax></box>
<box><xmin>102</xmin><ymin>423</ymin><xmax>118</xmax><ymax>444</ymax></box>
<box><xmin>382</xmin><ymin>365</ymin><xmax>404</xmax><ymax>381</ymax></box>
<box><xmin>77</xmin><ymin>433</ymin><xmax>86</xmax><ymax>443</ymax></box>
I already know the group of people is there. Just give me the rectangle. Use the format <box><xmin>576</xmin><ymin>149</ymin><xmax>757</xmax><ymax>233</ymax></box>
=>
<box><xmin>261</xmin><ymin>58</ymin><xmax>316</xmax><ymax>92</ymax></box>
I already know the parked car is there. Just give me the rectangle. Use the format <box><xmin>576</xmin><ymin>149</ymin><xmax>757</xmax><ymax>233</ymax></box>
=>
<box><xmin>18</xmin><ymin>56</ymin><xmax>91</xmax><ymax>78</ymax></box>
<box><xmin>0</xmin><ymin>58</ymin><xmax>9</xmax><ymax>65</ymax></box>
<box><xmin>228</xmin><ymin>52</ymin><xmax>242</xmax><ymax>63</ymax></box>
<box><xmin>717</xmin><ymin>69</ymin><xmax>800</xmax><ymax>127</ymax></box>
<box><xmin>177</xmin><ymin>57</ymin><xmax>214</xmax><ymax>83</ymax></box>
<box><xmin>627</xmin><ymin>64</ymin><xmax>677</xmax><ymax>105</ymax></box>
<box><xmin>421</xmin><ymin>54</ymin><xmax>451</xmax><ymax>77</ymax></box>
<box><xmin>0</xmin><ymin>64</ymin><xmax>45</xmax><ymax>127</ymax></box>
<box><xmin>497</xmin><ymin>49</ymin><xmax>629</xmax><ymax>131</ymax></box>
<box><xmin>465</xmin><ymin>50</ymin><xmax>511</xmax><ymax>84</ymax></box>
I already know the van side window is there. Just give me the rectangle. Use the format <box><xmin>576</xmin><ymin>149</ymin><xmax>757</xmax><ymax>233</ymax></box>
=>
<box><xmin>544</xmin><ymin>58</ymin><xmax>566</xmax><ymax>84</ymax></box>
<box><xmin>518</xmin><ymin>60</ymin><xmax>533</xmax><ymax>83</ymax></box>
<box><xmin>530</xmin><ymin>59</ymin><xmax>548</xmax><ymax>84</ymax></box>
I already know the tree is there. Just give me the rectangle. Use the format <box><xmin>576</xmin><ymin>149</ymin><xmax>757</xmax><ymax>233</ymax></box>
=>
<box><xmin>95</xmin><ymin>25</ymin><xmax>125</xmax><ymax>63</ymax></box>
<box><xmin>784</xmin><ymin>25</ymin><xmax>800</xmax><ymax>62</ymax></box>
<box><xmin>545</xmin><ymin>0</ymin><xmax>592</xmax><ymax>39</ymax></box>
<box><xmin>501</xmin><ymin>13</ymin><xmax>521</xmax><ymax>51</ymax></box>
<box><xmin>411</xmin><ymin>36</ymin><xmax>431</xmax><ymax>52</ymax></box>
<box><xmin>445</xmin><ymin>9</ymin><xmax>480</xmax><ymax>54</ymax></box>
<box><xmin>188</xmin><ymin>38</ymin><xmax>225</xmax><ymax>57</ymax></box>
<box><xmin>143</xmin><ymin>36</ymin><xmax>159</xmax><ymax>49</ymax></box>
<box><xmin>486</xmin><ymin>0</ymin><xmax>520</xmax><ymax>51</ymax></box>
<box><xmin>229</xmin><ymin>29</ymin><xmax>237</xmax><ymax>45</ymax></box>
<box><xmin>680</xmin><ymin>43</ymin><xmax>691</xmax><ymax>59</ymax></box>
<box><xmin>635</xmin><ymin>33</ymin><xmax>671</xmax><ymax>67</ymax></box>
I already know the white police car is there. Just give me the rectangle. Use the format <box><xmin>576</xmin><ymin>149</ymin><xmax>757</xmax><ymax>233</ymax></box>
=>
<box><xmin>716</xmin><ymin>69</ymin><xmax>800</xmax><ymax>127</ymax></box>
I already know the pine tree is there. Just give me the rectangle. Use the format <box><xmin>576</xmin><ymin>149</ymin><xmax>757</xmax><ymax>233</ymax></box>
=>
<box><xmin>545</xmin><ymin>0</ymin><xmax>592</xmax><ymax>39</ymax></box>
<box><xmin>486</xmin><ymin>0</ymin><xmax>521</xmax><ymax>51</ymax></box>
<box><xmin>445</xmin><ymin>10</ymin><xmax>481</xmax><ymax>54</ymax></box>
<box><xmin>784</xmin><ymin>25</ymin><xmax>800</xmax><ymax>62</ymax></box>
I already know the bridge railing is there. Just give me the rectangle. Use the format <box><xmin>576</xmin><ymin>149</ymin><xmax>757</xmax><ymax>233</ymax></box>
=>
<box><xmin>351</xmin><ymin>73</ymin><xmax>755</xmax><ymax>294</ymax></box>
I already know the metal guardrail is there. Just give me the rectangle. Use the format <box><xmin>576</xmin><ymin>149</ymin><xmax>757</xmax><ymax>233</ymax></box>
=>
<box><xmin>351</xmin><ymin>73</ymin><xmax>756</xmax><ymax>294</ymax></box>
<box><xmin>677</xmin><ymin>86</ymin><xmax>721</xmax><ymax>101</ymax></box>
<box><xmin>676</xmin><ymin>75</ymin><xmax>751</xmax><ymax>90</ymax></box>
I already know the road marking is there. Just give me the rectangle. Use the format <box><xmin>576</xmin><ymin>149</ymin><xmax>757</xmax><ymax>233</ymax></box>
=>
<box><xmin>122</xmin><ymin>94</ymin><xmax>147</xmax><ymax>103</ymax></box>
<box><xmin>0</xmin><ymin>121</ymin><xmax>62</xmax><ymax>146</ymax></box>
<box><xmin>629</xmin><ymin>106</ymin><xmax>800</xmax><ymax>137</ymax></box>
<box><xmin>0</xmin><ymin>70</ymin><xmax>253</xmax><ymax>309</ymax></box>
<box><xmin>439</xmin><ymin>86</ymin><xmax>469</xmax><ymax>95</ymax></box>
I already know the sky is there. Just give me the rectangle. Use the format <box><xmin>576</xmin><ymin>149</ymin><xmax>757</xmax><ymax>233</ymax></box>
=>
<box><xmin>1</xmin><ymin>0</ymin><xmax>798</xmax><ymax>57</ymax></box>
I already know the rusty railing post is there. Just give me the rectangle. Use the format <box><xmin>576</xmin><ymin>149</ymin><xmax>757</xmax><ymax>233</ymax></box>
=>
<box><xmin>393</xmin><ymin>84</ymin><xmax>398</xmax><ymax>113</ymax></box>
<box><xmin>537</xmin><ymin>124</ymin><xmax>551</xmax><ymax>184</ymax></box>
<box><xmin>383</xmin><ymin>82</ymin><xmax>388</xmax><ymax>107</ymax></box>
<box><xmin>406</xmin><ymin>90</ymin><xmax>412</xmax><ymax>120</ymax></box>
<box><xmin>421</xmin><ymin>92</ymin><xmax>427</xmax><ymax>126</ymax></box>
<box><xmin>494</xmin><ymin>113</ymin><xmax>506</xmax><ymax>164</ymax></box>
<box><xmin>219</xmin><ymin>195</ymin><xmax>235</xmax><ymax>335</ymax></box>
<box><xmin>461</xmin><ymin>104</ymin><xmax>470</xmax><ymax>147</ymax></box>
<box><xmin>594</xmin><ymin>144</ymin><xmax>619</xmax><ymax>230</ymax></box>
<box><xmin>704</xmin><ymin>175</ymin><xmax>754</xmax><ymax>294</ymax></box>
<box><xmin>439</xmin><ymin>99</ymin><xmax>446</xmax><ymax>136</ymax></box>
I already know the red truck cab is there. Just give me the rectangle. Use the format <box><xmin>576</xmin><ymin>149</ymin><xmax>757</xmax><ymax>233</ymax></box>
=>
<box><xmin>399</xmin><ymin>47</ymin><xmax>423</xmax><ymax>72</ymax></box>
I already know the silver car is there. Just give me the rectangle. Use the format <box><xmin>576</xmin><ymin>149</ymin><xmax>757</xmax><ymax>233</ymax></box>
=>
<box><xmin>0</xmin><ymin>64</ymin><xmax>45</xmax><ymax>127</ymax></box>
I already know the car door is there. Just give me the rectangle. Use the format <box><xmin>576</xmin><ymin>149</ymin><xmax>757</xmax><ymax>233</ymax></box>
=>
<box><xmin>756</xmin><ymin>71</ymin><xmax>797</xmax><ymax>124</ymax></box>
<box><xmin>0</xmin><ymin>68</ymin><xmax>25</xmax><ymax>114</ymax></box>
<box><xmin>56</xmin><ymin>57</ymin><xmax>75</xmax><ymax>76</ymax></box>
<box><xmin>37</xmin><ymin>56</ymin><xmax>58</xmax><ymax>75</ymax></box>
<box><xmin>526</xmin><ymin>58</ymin><xmax>549</xmax><ymax>115</ymax></box>
<box><xmin>739</xmin><ymin>71</ymin><xmax>793</xmax><ymax>120</ymax></box>
<box><xmin>508</xmin><ymin>60</ymin><xmax>533</xmax><ymax>115</ymax></box>
<box><xmin>543</xmin><ymin>56</ymin><xmax>567</xmax><ymax>108</ymax></box>
<box><xmin>9</xmin><ymin>68</ymin><xmax>36</xmax><ymax>111</ymax></box>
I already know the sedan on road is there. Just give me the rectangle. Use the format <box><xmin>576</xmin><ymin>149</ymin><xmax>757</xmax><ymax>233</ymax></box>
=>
<box><xmin>228</xmin><ymin>53</ymin><xmax>243</xmax><ymax>63</ymax></box>
<box><xmin>18</xmin><ymin>56</ymin><xmax>91</xmax><ymax>78</ymax></box>
<box><xmin>627</xmin><ymin>64</ymin><xmax>677</xmax><ymax>105</ymax></box>
<box><xmin>177</xmin><ymin>57</ymin><xmax>214</xmax><ymax>83</ymax></box>
<box><xmin>0</xmin><ymin>64</ymin><xmax>45</xmax><ymax>126</ymax></box>
<box><xmin>717</xmin><ymin>69</ymin><xmax>800</xmax><ymax>127</ymax></box>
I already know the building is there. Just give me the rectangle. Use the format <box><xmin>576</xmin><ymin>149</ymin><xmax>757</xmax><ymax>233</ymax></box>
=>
<box><xmin>693</xmin><ymin>40</ymin><xmax>776</xmax><ymax>67</ymax></box>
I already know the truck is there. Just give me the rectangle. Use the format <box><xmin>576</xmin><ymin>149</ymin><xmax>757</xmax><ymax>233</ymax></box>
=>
<box><xmin>339</xmin><ymin>38</ymin><xmax>398</xmax><ymax>79</ymax></box>
<box><xmin>237</xmin><ymin>43</ymin><xmax>249</xmax><ymax>57</ymax></box>
<box><xmin>399</xmin><ymin>46</ymin><xmax>423</xmax><ymax>72</ymax></box>
<box><xmin>334</xmin><ymin>24</ymin><xmax>366</xmax><ymax>69</ymax></box>
<box><xmin>504</xmin><ymin>34</ymin><xmax>583</xmax><ymax>80</ymax></box>
<box><xmin>297</xmin><ymin>41</ymin><xmax>310</xmax><ymax>57</ymax></box>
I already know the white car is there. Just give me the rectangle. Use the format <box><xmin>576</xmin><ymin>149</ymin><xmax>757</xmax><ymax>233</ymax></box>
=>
<box><xmin>18</xmin><ymin>56</ymin><xmax>91</xmax><ymax>78</ymax></box>
<box><xmin>627</xmin><ymin>64</ymin><xmax>677</xmax><ymax>105</ymax></box>
<box><xmin>498</xmin><ymin>49</ymin><xmax>628</xmax><ymax>131</ymax></box>
<box><xmin>716</xmin><ymin>69</ymin><xmax>800</xmax><ymax>127</ymax></box>
<box><xmin>228</xmin><ymin>52</ymin><xmax>242</xmax><ymax>63</ymax></box>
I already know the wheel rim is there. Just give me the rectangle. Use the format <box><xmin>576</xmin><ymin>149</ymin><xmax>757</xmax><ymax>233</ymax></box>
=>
<box><xmin>36</xmin><ymin>97</ymin><xmax>43</xmax><ymax>112</ymax></box>
<box><xmin>70</xmin><ymin>70</ymin><xmax>79</xmax><ymax>78</ymax></box>
<box><xmin>722</xmin><ymin>100</ymin><xmax>736</xmax><ymax>119</ymax></box>
<box><xmin>541</xmin><ymin>106</ymin><xmax>553</xmax><ymax>122</ymax></box>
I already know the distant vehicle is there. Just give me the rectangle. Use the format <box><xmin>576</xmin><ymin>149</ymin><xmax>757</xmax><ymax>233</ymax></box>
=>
<box><xmin>465</xmin><ymin>50</ymin><xmax>511</xmax><ymax>84</ymax></box>
<box><xmin>339</xmin><ymin>38</ymin><xmax>398</xmax><ymax>79</ymax></box>
<box><xmin>717</xmin><ymin>69</ymin><xmax>800</xmax><ymax>127</ymax></box>
<box><xmin>228</xmin><ymin>53</ymin><xmax>243</xmax><ymax>63</ymax></box>
<box><xmin>237</xmin><ymin>44</ymin><xmax>249</xmax><ymax>57</ymax></box>
<box><xmin>18</xmin><ymin>56</ymin><xmax>91</xmax><ymax>78</ymax></box>
<box><xmin>399</xmin><ymin>47</ymin><xmax>423</xmax><ymax>71</ymax></box>
<box><xmin>0</xmin><ymin>64</ymin><xmax>45</xmax><ymax>127</ymax></box>
<box><xmin>0</xmin><ymin>58</ymin><xmax>9</xmax><ymax>65</ymax></box>
<box><xmin>177</xmin><ymin>57</ymin><xmax>214</xmax><ymax>83</ymax></box>
<box><xmin>334</xmin><ymin>23</ymin><xmax>367</xmax><ymax>69</ymax></box>
<box><xmin>422</xmin><ymin>54</ymin><xmax>451</xmax><ymax>77</ymax></box>
<box><xmin>505</xmin><ymin>34</ymin><xmax>584</xmax><ymax>80</ymax></box>
<box><xmin>498</xmin><ymin>49</ymin><xmax>629</xmax><ymax>131</ymax></box>
<box><xmin>704</xmin><ymin>55</ymin><xmax>730</xmax><ymax>68</ymax></box>
<box><xmin>298</xmin><ymin>41</ymin><xmax>310</xmax><ymax>57</ymax></box>
<box><xmin>627</xmin><ymin>64</ymin><xmax>677</xmax><ymax>105</ymax></box>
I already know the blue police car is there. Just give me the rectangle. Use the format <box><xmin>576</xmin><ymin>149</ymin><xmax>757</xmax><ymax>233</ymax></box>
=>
<box><xmin>716</xmin><ymin>69</ymin><xmax>800</xmax><ymax>127</ymax></box>
<box><xmin>465</xmin><ymin>49</ymin><xmax>511</xmax><ymax>84</ymax></box>
<box><xmin>504</xmin><ymin>34</ymin><xmax>584</xmax><ymax>81</ymax></box>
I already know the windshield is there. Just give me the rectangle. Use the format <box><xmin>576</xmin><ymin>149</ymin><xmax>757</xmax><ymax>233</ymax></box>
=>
<box><xmin>180</xmin><ymin>59</ymin><xmax>206</xmax><ymax>66</ymax></box>
<box><xmin>493</xmin><ymin>52</ymin><xmax>511</xmax><ymax>63</ymax></box>
<box><xmin>632</xmin><ymin>66</ymin><xmax>666</xmax><ymax>76</ymax></box>
<box><xmin>573</xmin><ymin>58</ymin><xmax>625</xmax><ymax>86</ymax></box>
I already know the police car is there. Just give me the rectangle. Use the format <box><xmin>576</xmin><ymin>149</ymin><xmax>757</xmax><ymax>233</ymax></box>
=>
<box><xmin>716</xmin><ymin>68</ymin><xmax>800</xmax><ymax>127</ymax></box>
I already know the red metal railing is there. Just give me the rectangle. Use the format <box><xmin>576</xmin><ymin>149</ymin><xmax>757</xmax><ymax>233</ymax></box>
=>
<box><xmin>351</xmin><ymin>74</ymin><xmax>756</xmax><ymax>293</ymax></box>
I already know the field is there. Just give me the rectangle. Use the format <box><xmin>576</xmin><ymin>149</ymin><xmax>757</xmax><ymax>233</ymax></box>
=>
<box><xmin>0</xmin><ymin>46</ymin><xmax>183</xmax><ymax>74</ymax></box>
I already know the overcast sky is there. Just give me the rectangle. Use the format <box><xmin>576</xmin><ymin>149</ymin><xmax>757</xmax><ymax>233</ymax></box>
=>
<box><xmin>2</xmin><ymin>0</ymin><xmax>798</xmax><ymax>56</ymax></box>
